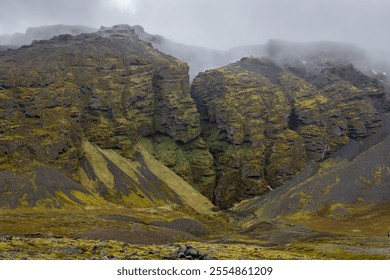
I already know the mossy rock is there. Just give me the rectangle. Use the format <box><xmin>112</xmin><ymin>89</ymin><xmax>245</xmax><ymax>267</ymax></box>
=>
<box><xmin>140</xmin><ymin>134</ymin><xmax>215</xmax><ymax>195</ymax></box>
<box><xmin>191</xmin><ymin>57</ymin><xmax>384</xmax><ymax>207</ymax></box>
<box><xmin>0</xmin><ymin>25</ymin><xmax>211</xmax><ymax>214</ymax></box>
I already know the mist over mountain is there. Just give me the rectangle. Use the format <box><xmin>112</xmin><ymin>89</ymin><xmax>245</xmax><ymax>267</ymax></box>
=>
<box><xmin>2</xmin><ymin>23</ymin><xmax>390</xmax><ymax>84</ymax></box>
<box><xmin>130</xmin><ymin>25</ymin><xmax>390</xmax><ymax>81</ymax></box>
<box><xmin>0</xmin><ymin>24</ymin><xmax>96</xmax><ymax>47</ymax></box>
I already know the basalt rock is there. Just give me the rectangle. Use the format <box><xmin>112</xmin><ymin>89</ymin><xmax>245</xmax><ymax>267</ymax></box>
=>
<box><xmin>191</xmin><ymin>57</ymin><xmax>385</xmax><ymax>208</ymax></box>
<box><xmin>1</xmin><ymin>24</ymin><xmax>387</xmax><ymax>212</ymax></box>
<box><xmin>140</xmin><ymin>134</ymin><xmax>215</xmax><ymax>195</ymax></box>
<box><xmin>0</xmin><ymin>25</ymin><xmax>213</xmax><ymax>208</ymax></box>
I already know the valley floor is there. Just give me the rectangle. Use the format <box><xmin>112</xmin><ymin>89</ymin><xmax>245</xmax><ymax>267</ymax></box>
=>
<box><xmin>0</xmin><ymin>208</ymin><xmax>389</xmax><ymax>260</ymax></box>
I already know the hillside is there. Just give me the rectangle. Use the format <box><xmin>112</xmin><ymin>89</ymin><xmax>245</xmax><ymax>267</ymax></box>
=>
<box><xmin>0</xmin><ymin>24</ymin><xmax>389</xmax><ymax>259</ymax></box>
<box><xmin>0</xmin><ymin>25</ymin><xmax>229</xmax><ymax>245</ymax></box>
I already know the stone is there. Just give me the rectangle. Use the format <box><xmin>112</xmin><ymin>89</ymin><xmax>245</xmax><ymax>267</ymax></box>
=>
<box><xmin>177</xmin><ymin>252</ymin><xmax>186</xmax><ymax>259</ymax></box>
<box><xmin>4</xmin><ymin>235</ymin><xmax>13</xmax><ymax>241</ymax></box>
<box><xmin>169</xmin><ymin>244</ymin><xmax>211</xmax><ymax>260</ymax></box>
<box><xmin>186</xmin><ymin>247</ymin><xmax>199</xmax><ymax>258</ymax></box>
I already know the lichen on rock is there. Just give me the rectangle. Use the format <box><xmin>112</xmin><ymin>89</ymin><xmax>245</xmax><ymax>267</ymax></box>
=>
<box><xmin>0</xmin><ymin>25</ymin><xmax>208</xmax><ymax>208</ymax></box>
<box><xmin>191</xmin><ymin>57</ymin><xmax>385</xmax><ymax>208</ymax></box>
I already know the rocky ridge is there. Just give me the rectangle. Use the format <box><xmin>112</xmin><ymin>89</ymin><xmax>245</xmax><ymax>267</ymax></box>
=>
<box><xmin>0</xmin><ymin>24</ymin><xmax>389</xmax><ymax>213</ymax></box>
<box><xmin>0</xmin><ymin>25</ymin><xmax>215</xmax><ymax>212</ymax></box>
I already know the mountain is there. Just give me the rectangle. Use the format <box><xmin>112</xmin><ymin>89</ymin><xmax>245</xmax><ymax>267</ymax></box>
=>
<box><xmin>192</xmin><ymin>57</ymin><xmax>390</xmax><ymax>209</ymax></box>
<box><xmin>130</xmin><ymin>25</ymin><xmax>231</xmax><ymax>78</ymax></box>
<box><xmin>0</xmin><ymin>25</ymin><xmax>228</xmax><ymax>245</ymax></box>
<box><xmin>3</xmin><ymin>24</ymin><xmax>389</xmax><ymax>83</ymax></box>
<box><xmin>233</xmin><ymin>112</ymin><xmax>390</xmax><ymax>217</ymax></box>
<box><xmin>130</xmin><ymin>26</ymin><xmax>390</xmax><ymax>84</ymax></box>
<box><xmin>1</xmin><ymin>24</ymin><xmax>388</xmax><ymax>212</ymax></box>
<box><xmin>0</xmin><ymin>24</ymin><xmax>247</xmax><ymax>79</ymax></box>
<box><xmin>1</xmin><ymin>24</ymin><xmax>389</xmax><ymax>259</ymax></box>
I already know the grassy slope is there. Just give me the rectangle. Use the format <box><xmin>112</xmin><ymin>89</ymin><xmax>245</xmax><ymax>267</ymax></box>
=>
<box><xmin>136</xmin><ymin>144</ymin><xmax>216</xmax><ymax>216</ymax></box>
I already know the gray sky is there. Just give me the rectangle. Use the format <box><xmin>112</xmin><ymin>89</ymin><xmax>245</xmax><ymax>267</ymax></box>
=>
<box><xmin>0</xmin><ymin>0</ymin><xmax>389</xmax><ymax>51</ymax></box>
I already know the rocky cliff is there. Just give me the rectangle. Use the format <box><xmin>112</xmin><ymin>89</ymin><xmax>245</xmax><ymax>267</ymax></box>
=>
<box><xmin>0</xmin><ymin>25</ymin><xmax>215</xmax><ymax>213</ymax></box>
<box><xmin>191</xmin><ymin>57</ymin><xmax>386</xmax><ymax>208</ymax></box>
<box><xmin>1</xmin><ymin>24</ymin><xmax>389</xmax><ymax>214</ymax></box>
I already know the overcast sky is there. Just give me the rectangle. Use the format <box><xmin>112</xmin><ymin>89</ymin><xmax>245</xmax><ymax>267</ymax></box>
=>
<box><xmin>0</xmin><ymin>0</ymin><xmax>389</xmax><ymax>51</ymax></box>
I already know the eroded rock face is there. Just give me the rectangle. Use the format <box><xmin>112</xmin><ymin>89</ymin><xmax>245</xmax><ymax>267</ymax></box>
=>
<box><xmin>140</xmin><ymin>134</ymin><xmax>215</xmax><ymax>196</ymax></box>
<box><xmin>1</xmin><ymin>25</ymin><xmax>197</xmax><ymax>165</ymax></box>
<box><xmin>0</xmin><ymin>24</ymin><xmax>387</xmax><ymax>211</ymax></box>
<box><xmin>0</xmin><ymin>25</ymin><xmax>212</xmax><ymax>206</ymax></box>
<box><xmin>191</xmin><ymin>57</ymin><xmax>385</xmax><ymax>208</ymax></box>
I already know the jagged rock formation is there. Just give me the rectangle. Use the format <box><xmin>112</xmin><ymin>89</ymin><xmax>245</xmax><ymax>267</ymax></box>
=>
<box><xmin>191</xmin><ymin>57</ymin><xmax>385</xmax><ymax>208</ymax></box>
<box><xmin>1</xmin><ymin>23</ymin><xmax>389</xmax><ymax>215</ymax></box>
<box><xmin>0</xmin><ymin>25</ymin><xmax>214</xmax><ymax>211</ymax></box>
<box><xmin>233</xmin><ymin>113</ymin><xmax>390</xmax><ymax>235</ymax></box>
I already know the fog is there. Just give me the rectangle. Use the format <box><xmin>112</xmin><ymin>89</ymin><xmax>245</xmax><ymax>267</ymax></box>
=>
<box><xmin>1</xmin><ymin>0</ymin><xmax>390</xmax><ymax>52</ymax></box>
<box><xmin>1</xmin><ymin>0</ymin><xmax>390</xmax><ymax>81</ymax></box>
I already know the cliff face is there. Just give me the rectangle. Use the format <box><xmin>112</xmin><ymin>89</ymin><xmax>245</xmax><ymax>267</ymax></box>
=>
<box><xmin>0</xmin><ymin>24</ymin><xmax>388</xmax><ymax>213</ymax></box>
<box><xmin>0</xmin><ymin>25</ymin><xmax>214</xmax><ymax>210</ymax></box>
<box><xmin>191</xmin><ymin>57</ymin><xmax>385</xmax><ymax>208</ymax></box>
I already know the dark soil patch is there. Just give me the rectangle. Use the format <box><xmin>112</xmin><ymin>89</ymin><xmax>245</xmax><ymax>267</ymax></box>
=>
<box><xmin>101</xmin><ymin>215</ymin><xmax>143</xmax><ymax>224</ymax></box>
<box><xmin>151</xmin><ymin>218</ymin><xmax>210</xmax><ymax>237</ymax></box>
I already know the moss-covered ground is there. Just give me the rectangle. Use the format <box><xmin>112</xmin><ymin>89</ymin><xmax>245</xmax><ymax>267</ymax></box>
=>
<box><xmin>0</xmin><ymin>206</ymin><xmax>389</xmax><ymax>259</ymax></box>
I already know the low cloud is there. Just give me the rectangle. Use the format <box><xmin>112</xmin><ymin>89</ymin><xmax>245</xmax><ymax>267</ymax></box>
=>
<box><xmin>0</xmin><ymin>0</ymin><xmax>389</xmax><ymax>52</ymax></box>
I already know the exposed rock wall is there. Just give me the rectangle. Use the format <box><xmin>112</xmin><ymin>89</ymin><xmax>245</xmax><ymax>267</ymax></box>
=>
<box><xmin>191</xmin><ymin>57</ymin><xmax>384</xmax><ymax>208</ymax></box>
<box><xmin>0</xmin><ymin>25</ymin><xmax>387</xmax><ymax>211</ymax></box>
<box><xmin>0</xmin><ymin>25</ymin><xmax>214</xmax><ymax>207</ymax></box>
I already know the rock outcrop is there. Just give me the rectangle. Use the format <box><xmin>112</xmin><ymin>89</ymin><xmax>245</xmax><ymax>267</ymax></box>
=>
<box><xmin>169</xmin><ymin>244</ymin><xmax>212</xmax><ymax>260</ymax></box>
<box><xmin>0</xmin><ymin>25</ymin><xmax>214</xmax><ymax>209</ymax></box>
<box><xmin>1</xmin><ymin>24</ymin><xmax>388</xmax><ymax>213</ymax></box>
<box><xmin>233</xmin><ymin>113</ymin><xmax>390</xmax><ymax>224</ymax></box>
<box><xmin>191</xmin><ymin>57</ymin><xmax>385</xmax><ymax>208</ymax></box>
